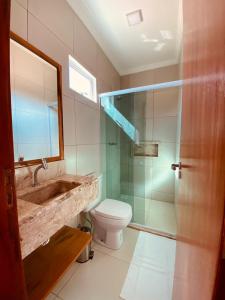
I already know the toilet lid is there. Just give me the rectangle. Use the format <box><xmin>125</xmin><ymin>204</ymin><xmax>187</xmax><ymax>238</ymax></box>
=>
<box><xmin>95</xmin><ymin>199</ymin><xmax>132</xmax><ymax>220</ymax></box>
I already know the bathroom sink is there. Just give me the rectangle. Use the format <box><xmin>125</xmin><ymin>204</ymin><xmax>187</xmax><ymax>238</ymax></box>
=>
<box><xmin>20</xmin><ymin>180</ymin><xmax>81</xmax><ymax>205</ymax></box>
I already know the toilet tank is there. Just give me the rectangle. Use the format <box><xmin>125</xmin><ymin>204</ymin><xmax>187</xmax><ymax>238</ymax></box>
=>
<box><xmin>83</xmin><ymin>174</ymin><xmax>103</xmax><ymax>212</ymax></box>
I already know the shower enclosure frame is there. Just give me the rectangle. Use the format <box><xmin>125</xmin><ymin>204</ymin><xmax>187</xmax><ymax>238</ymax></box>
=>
<box><xmin>100</xmin><ymin>79</ymin><xmax>183</xmax><ymax>239</ymax></box>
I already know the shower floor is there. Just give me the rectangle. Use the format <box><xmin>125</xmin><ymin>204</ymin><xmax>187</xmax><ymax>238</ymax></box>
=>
<box><xmin>144</xmin><ymin>199</ymin><xmax>177</xmax><ymax>235</ymax></box>
<box><xmin>121</xmin><ymin>195</ymin><xmax>177</xmax><ymax>237</ymax></box>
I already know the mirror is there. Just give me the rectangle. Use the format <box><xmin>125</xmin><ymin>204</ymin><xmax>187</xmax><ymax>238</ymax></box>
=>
<box><xmin>10</xmin><ymin>33</ymin><xmax>64</xmax><ymax>166</ymax></box>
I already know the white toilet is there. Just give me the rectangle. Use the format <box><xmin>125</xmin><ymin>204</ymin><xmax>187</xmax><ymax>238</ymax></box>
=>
<box><xmin>83</xmin><ymin>175</ymin><xmax>132</xmax><ymax>249</ymax></box>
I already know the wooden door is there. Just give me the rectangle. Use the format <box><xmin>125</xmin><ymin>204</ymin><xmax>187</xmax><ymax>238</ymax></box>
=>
<box><xmin>173</xmin><ymin>0</ymin><xmax>225</xmax><ymax>299</ymax></box>
<box><xmin>0</xmin><ymin>1</ymin><xmax>27</xmax><ymax>299</ymax></box>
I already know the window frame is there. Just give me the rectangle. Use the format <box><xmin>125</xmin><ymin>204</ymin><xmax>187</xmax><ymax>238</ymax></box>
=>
<box><xmin>69</xmin><ymin>55</ymin><xmax>97</xmax><ymax>103</ymax></box>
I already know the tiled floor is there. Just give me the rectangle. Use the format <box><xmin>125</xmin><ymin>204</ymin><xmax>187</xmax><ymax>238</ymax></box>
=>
<box><xmin>46</xmin><ymin>227</ymin><xmax>176</xmax><ymax>300</ymax></box>
<box><xmin>46</xmin><ymin>228</ymin><xmax>139</xmax><ymax>300</ymax></box>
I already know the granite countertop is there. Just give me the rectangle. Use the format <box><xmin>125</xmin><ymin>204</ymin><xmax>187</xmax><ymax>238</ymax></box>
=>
<box><xmin>17</xmin><ymin>174</ymin><xmax>98</xmax><ymax>258</ymax></box>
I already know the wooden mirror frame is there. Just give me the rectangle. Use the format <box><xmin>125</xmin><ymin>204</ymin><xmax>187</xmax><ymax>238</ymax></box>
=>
<box><xmin>10</xmin><ymin>32</ymin><xmax>64</xmax><ymax>168</ymax></box>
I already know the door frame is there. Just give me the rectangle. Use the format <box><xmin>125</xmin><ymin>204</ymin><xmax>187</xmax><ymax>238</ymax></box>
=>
<box><xmin>0</xmin><ymin>1</ymin><xmax>27</xmax><ymax>298</ymax></box>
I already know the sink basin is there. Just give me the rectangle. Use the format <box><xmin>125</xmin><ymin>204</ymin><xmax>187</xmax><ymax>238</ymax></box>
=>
<box><xmin>20</xmin><ymin>180</ymin><xmax>81</xmax><ymax>205</ymax></box>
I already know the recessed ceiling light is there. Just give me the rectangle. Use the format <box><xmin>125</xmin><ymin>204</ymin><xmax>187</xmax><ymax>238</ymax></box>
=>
<box><xmin>126</xmin><ymin>9</ymin><xmax>143</xmax><ymax>27</ymax></box>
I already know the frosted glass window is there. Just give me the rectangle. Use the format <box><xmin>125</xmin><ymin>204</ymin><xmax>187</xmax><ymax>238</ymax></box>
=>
<box><xmin>69</xmin><ymin>55</ymin><xmax>97</xmax><ymax>102</ymax></box>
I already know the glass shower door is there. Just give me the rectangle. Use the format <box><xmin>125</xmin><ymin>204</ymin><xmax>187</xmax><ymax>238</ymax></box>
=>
<box><xmin>100</xmin><ymin>82</ymin><xmax>182</xmax><ymax>237</ymax></box>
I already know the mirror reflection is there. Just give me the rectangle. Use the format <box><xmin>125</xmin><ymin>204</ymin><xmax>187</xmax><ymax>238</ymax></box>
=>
<box><xmin>10</xmin><ymin>38</ymin><xmax>61</xmax><ymax>163</ymax></box>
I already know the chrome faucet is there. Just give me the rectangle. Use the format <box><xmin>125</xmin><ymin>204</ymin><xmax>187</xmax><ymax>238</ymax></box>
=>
<box><xmin>32</xmin><ymin>158</ymin><xmax>48</xmax><ymax>187</ymax></box>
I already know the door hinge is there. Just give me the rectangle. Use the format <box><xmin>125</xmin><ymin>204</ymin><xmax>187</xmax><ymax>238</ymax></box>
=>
<box><xmin>3</xmin><ymin>168</ymin><xmax>15</xmax><ymax>208</ymax></box>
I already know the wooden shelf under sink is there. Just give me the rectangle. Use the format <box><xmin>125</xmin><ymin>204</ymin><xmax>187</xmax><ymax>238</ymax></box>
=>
<box><xmin>23</xmin><ymin>226</ymin><xmax>91</xmax><ymax>300</ymax></box>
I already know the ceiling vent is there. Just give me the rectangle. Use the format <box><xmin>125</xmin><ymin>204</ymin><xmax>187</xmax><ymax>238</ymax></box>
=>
<box><xmin>126</xmin><ymin>9</ymin><xmax>143</xmax><ymax>26</ymax></box>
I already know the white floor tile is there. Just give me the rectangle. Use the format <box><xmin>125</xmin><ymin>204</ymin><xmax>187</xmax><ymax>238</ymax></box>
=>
<box><xmin>52</xmin><ymin>262</ymin><xmax>81</xmax><ymax>294</ymax></box>
<box><xmin>93</xmin><ymin>228</ymin><xmax>139</xmax><ymax>263</ymax></box>
<box><xmin>59</xmin><ymin>250</ymin><xmax>129</xmax><ymax>300</ymax></box>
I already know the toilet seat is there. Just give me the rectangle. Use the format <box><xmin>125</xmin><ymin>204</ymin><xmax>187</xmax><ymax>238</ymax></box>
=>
<box><xmin>95</xmin><ymin>199</ymin><xmax>132</xmax><ymax>220</ymax></box>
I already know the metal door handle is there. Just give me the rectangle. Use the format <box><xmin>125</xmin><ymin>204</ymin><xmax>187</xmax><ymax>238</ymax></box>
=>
<box><xmin>171</xmin><ymin>162</ymin><xmax>182</xmax><ymax>171</ymax></box>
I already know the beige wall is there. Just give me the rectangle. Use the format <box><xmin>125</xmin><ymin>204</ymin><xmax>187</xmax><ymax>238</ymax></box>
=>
<box><xmin>11</xmin><ymin>0</ymin><xmax>120</xmax><ymax>180</ymax></box>
<box><xmin>121</xmin><ymin>64</ymin><xmax>179</xmax><ymax>89</ymax></box>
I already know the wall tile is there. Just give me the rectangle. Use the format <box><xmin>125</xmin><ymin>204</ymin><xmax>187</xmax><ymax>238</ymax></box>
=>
<box><xmin>153</xmin><ymin>117</ymin><xmax>177</xmax><ymax>142</ymax></box>
<box><xmin>145</xmin><ymin>167</ymin><xmax>153</xmax><ymax>199</ymax></box>
<box><xmin>121</xmin><ymin>69</ymin><xmax>154</xmax><ymax>89</ymax></box>
<box><xmin>133</xmin><ymin>118</ymin><xmax>145</xmax><ymax>141</ymax></box>
<box><xmin>107</xmin><ymin>145</ymin><xmax>120</xmax><ymax>172</ymax></box>
<box><xmin>97</xmin><ymin>47</ymin><xmax>114</xmax><ymax>85</ymax></box>
<box><xmin>121</xmin><ymin>64</ymin><xmax>179</xmax><ymax>88</ymax></box>
<box><xmin>28</xmin><ymin>14</ymin><xmax>74</xmax><ymax>98</ymax></box>
<box><xmin>154</xmin><ymin>87</ymin><xmax>179</xmax><ymax>117</ymax></box>
<box><xmin>77</xmin><ymin>145</ymin><xmax>100</xmax><ymax>176</ymax></box>
<box><xmin>151</xmin><ymin>190</ymin><xmax>175</xmax><ymax>203</ymax></box>
<box><xmin>64</xmin><ymin>145</ymin><xmax>77</xmax><ymax>175</ymax></box>
<box><xmin>105</xmin><ymin>117</ymin><xmax>119</xmax><ymax>145</ymax></box>
<box><xmin>74</xmin><ymin>91</ymin><xmax>100</xmax><ymax>111</ymax></box>
<box><xmin>11</xmin><ymin>0</ymin><xmax>27</xmax><ymax>40</ymax></box>
<box><xmin>75</xmin><ymin>101</ymin><xmax>100</xmax><ymax>145</ymax></box>
<box><xmin>133</xmin><ymin>207</ymin><xmax>145</xmax><ymax>224</ymax></box>
<box><xmin>110</xmin><ymin>167</ymin><xmax>121</xmax><ymax>199</ymax></box>
<box><xmin>153</xmin><ymin>64</ymin><xmax>179</xmax><ymax>84</ymax></box>
<box><xmin>133</xmin><ymin>165</ymin><xmax>146</xmax><ymax>198</ymax></box>
<box><xmin>100</xmin><ymin>110</ymin><xmax>106</xmax><ymax>144</ymax></box>
<box><xmin>15</xmin><ymin>0</ymin><xmax>27</xmax><ymax>9</ymax></box>
<box><xmin>146</xmin><ymin>91</ymin><xmax>154</xmax><ymax>118</ymax></box>
<box><xmin>112</xmin><ymin>72</ymin><xmax>120</xmax><ymax>91</ymax></box>
<box><xmin>97</xmin><ymin>78</ymin><xmax>112</xmax><ymax>94</ymax></box>
<box><xmin>63</xmin><ymin>96</ymin><xmax>76</xmax><ymax>146</ymax></box>
<box><xmin>120</xmin><ymin>75</ymin><xmax>130</xmax><ymax>89</ymax></box>
<box><xmin>134</xmin><ymin>196</ymin><xmax>145</xmax><ymax>216</ymax></box>
<box><xmin>151</xmin><ymin>167</ymin><xmax>175</xmax><ymax>194</ymax></box>
<box><xmin>101</xmin><ymin>171</ymin><xmax>107</xmax><ymax>201</ymax></box>
<box><xmin>74</xmin><ymin>17</ymin><xmax>98</xmax><ymax>76</ymax></box>
<box><xmin>28</xmin><ymin>0</ymin><xmax>74</xmax><ymax>50</ymax></box>
<box><xmin>133</xmin><ymin>92</ymin><xmax>147</xmax><ymax>119</ymax></box>
<box><xmin>100</xmin><ymin>144</ymin><xmax>106</xmax><ymax>173</ymax></box>
<box><xmin>152</xmin><ymin>142</ymin><xmax>176</xmax><ymax>168</ymax></box>
<box><xmin>145</xmin><ymin>118</ymin><xmax>154</xmax><ymax>141</ymax></box>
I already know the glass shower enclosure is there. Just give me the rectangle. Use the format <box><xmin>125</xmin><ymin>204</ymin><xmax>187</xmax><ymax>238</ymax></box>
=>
<box><xmin>100</xmin><ymin>80</ymin><xmax>182</xmax><ymax>237</ymax></box>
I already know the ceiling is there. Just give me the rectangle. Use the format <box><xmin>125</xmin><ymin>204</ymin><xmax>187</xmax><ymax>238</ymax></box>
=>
<box><xmin>67</xmin><ymin>0</ymin><xmax>182</xmax><ymax>75</ymax></box>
